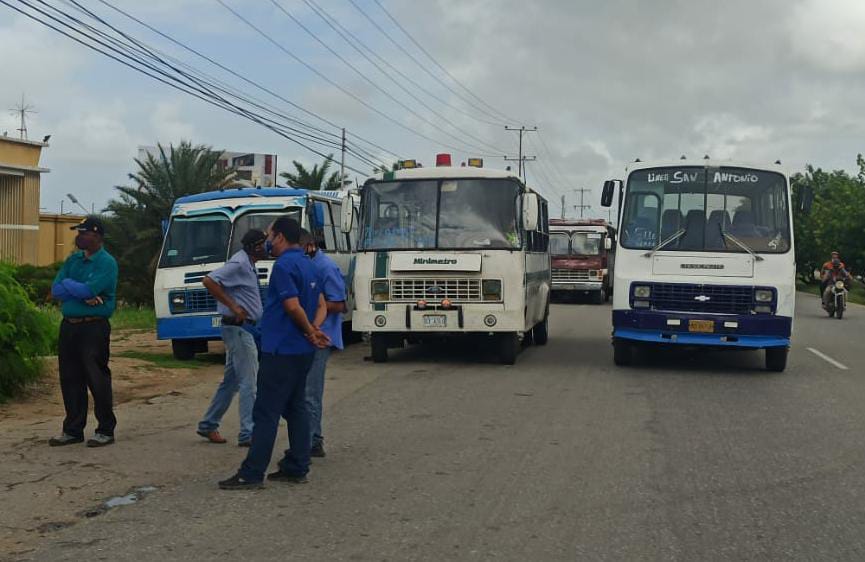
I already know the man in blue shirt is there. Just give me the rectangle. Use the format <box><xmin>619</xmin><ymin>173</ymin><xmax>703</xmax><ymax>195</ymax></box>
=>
<box><xmin>48</xmin><ymin>217</ymin><xmax>119</xmax><ymax>448</ymax></box>
<box><xmin>196</xmin><ymin>229</ymin><xmax>267</xmax><ymax>447</ymax></box>
<box><xmin>219</xmin><ymin>216</ymin><xmax>329</xmax><ymax>490</ymax></box>
<box><xmin>300</xmin><ymin>230</ymin><xmax>347</xmax><ymax>458</ymax></box>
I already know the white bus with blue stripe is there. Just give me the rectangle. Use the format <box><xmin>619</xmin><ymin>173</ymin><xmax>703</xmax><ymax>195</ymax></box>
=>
<box><xmin>600</xmin><ymin>160</ymin><xmax>795</xmax><ymax>371</ymax></box>
<box><xmin>154</xmin><ymin>187</ymin><xmax>358</xmax><ymax>360</ymax></box>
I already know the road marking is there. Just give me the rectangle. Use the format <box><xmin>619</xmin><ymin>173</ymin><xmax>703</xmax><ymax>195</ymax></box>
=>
<box><xmin>806</xmin><ymin>347</ymin><xmax>849</xmax><ymax>370</ymax></box>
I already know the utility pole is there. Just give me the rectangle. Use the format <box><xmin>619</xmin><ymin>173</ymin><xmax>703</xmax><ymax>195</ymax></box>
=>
<box><xmin>560</xmin><ymin>195</ymin><xmax>566</xmax><ymax>220</ymax></box>
<box><xmin>9</xmin><ymin>94</ymin><xmax>36</xmax><ymax>140</ymax></box>
<box><xmin>504</xmin><ymin>125</ymin><xmax>538</xmax><ymax>179</ymax></box>
<box><xmin>339</xmin><ymin>127</ymin><xmax>346</xmax><ymax>189</ymax></box>
<box><xmin>572</xmin><ymin>188</ymin><xmax>592</xmax><ymax>219</ymax></box>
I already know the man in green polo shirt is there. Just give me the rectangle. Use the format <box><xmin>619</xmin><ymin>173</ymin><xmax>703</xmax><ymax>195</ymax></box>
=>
<box><xmin>49</xmin><ymin>217</ymin><xmax>119</xmax><ymax>448</ymax></box>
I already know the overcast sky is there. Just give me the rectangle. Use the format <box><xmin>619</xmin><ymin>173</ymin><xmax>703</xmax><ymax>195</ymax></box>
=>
<box><xmin>2</xmin><ymin>0</ymin><xmax>864</xmax><ymax>219</ymax></box>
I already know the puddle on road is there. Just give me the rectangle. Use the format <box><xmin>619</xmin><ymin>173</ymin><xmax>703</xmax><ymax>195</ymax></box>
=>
<box><xmin>81</xmin><ymin>485</ymin><xmax>158</xmax><ymax>518</ymax></box>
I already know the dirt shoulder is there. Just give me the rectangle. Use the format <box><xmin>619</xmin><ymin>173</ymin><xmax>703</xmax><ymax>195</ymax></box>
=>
<box><xmin>0</xmin><ymin>330</ymin><xmax>377</xmax><ymax>560</ymax></box>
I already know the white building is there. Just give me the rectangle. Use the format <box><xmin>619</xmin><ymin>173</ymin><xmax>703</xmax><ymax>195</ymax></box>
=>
<box><xmin>138</xmin><ymin>146</ymin><xmax>278</xmax><ymax>187</ymax></box>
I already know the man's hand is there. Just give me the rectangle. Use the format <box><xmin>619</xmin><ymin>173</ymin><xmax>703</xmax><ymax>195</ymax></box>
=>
<box><xmin>305</xmin><ymin>328</ymin><xmax>331</xmax><ymax>349</ymax></box>
<box><xmin>85</xmin><ymin>296</ymin><xmax>104</xmax><ymax>306</ymax></box>
<box><xmin>231</xmin><ymin>305</ymin><xmax>249</xmax><ymax>324</ymax></box>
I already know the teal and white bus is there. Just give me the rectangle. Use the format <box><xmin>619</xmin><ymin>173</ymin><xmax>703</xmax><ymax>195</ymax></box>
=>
<box><xmin>154</xmin><ymin>187</ymin><xmax>359</xmax><ymax>359</ymax></box>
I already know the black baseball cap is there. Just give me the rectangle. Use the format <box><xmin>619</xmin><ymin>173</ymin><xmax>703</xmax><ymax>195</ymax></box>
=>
<box><xmin>241</xmin><ymin>228</ymin><xmax>266</xmax><ymax>246</ymax></box>
<box><xmin>71</xmin><ymin>216</ymin><xmax>105</xmax><ymax>236</ymax></box>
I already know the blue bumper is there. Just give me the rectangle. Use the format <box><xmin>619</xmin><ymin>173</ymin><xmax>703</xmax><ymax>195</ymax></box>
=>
<box><xmin>156</xmin><ymin>315</ymin><xmax>221</xmax><ymax>341</ymax></box>
<box><xmin>612</xmin><ymin>310</ymin><xmax>791</xmax><ymax>349</ymax></box>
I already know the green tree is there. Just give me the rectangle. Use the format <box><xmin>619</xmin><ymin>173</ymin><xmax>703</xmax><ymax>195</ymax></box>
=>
<box><xmin>103</xmin><ymin>141</ymin><xmax>237</xmax><ymax>305</ymax></box>
<box><xmin>373</xmin><ymin>162</ymin><xmax>399</xmax><ymax>174</ymax></box>
<box><xmin>279</xmin><ymin>154</ymin><xmax>341</xmax><ymax>190</ymax></box>
<box><xmin>791</xmin><ymin>155</ymin><xmax>865</xmax><ymax>284</ymax></box>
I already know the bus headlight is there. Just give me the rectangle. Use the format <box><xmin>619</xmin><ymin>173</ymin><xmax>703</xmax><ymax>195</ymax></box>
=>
<box><xmin>589</xmin><ymin>270</ymin><xmax>599</xmax><ymax>278</ymax></box>
<box><xmin>169</xmin><ymin>291</ymin><xmax>186</xmax><ymax>313</ymax></box>
<box><xmin>633</xmin><ymin>285</ymin><xmax>651</xmax><ymax>298</ymax></box>
<box><xmin>371</xmin><ymin>280</ymin><xmax>390</xmax><ymax>302</ymax></box>
<box><xmin>482</xmin><ymin>279</ymin><xmax>502</xmax><ymax>301</ymax></box>
<box><xmin>835</xmin><ymin>280</ymin><xmax>845</xmax><ymax>289</ymax></box>
<box><xmin>755</xmin><ymin>289</ymin><xmax>774</xmax><ymax>302</ymax></box>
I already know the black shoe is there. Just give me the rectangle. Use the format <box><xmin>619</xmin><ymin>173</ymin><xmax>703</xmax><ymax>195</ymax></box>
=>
<box><xmin>218</xmin><ymin>474</ymin><xmax>264</xmax><ymax>490</ymax></box>
<box><xmin>310</xmin><ymin>443</ymin><xmax>326</xmax><ymax>458</ymax></box>
<box><xmin>267</xmin><ymin>470</ymin><xmax>308</xmax><ymax>484</ymax></box>
<box><xmin>86</xmin><ymin>434</ymin><xmax>115</xmax><ymax>447</ymax></box>
<box><xmin>237</xmin><ymin>441</ymin><xmax>251</xmax><ymax>448</ymax></box>
<box><xmin>48</xmin><ymin>433</ymin><xmax>84</xmax><ymax>447</ymax></box>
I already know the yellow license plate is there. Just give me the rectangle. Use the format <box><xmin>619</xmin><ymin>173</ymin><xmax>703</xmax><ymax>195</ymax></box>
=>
<box><xmin>688</xmin><ymin>319</ymin><xmax>714</xmax><ymax>333</ymax></box>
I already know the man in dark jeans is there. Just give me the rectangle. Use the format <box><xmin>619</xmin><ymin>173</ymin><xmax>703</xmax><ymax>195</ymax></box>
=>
<box><xmin>219</xmin><ymin>216</ymin><xmax>329</xmax><ymax>490</ymax></box>
<box><xmin>49</xmin><ymin>217</ymin><xmax>119</xmax><ymax>448</ymax></box>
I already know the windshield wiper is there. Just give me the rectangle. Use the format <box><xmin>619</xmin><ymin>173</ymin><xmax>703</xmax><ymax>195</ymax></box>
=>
<box><xmin>642</xmin><ymin>228</ymin><xmax>686</xmax><ymax>258</ymax></box>
<box><xmin>720</xmin><ymin>229</ymin><xmax>764</xmax><ymax>261</ymax></box>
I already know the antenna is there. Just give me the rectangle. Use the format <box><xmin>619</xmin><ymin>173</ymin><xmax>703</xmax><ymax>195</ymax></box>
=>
<box><xmin>9</xmin><ymin>94</ymin><xmax>37</xmax><ymax>140</ymax></box>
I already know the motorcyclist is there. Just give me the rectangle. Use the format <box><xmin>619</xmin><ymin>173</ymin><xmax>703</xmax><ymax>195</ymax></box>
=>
<box><xmin>822</xmin><ymin>257</ymin><xmax>851</xmax><ymax>309</ymax></box>
<box><xmin>820</xmin><ymin>251</ymin><xmax>847</xmax><ymax>294</ymax></box>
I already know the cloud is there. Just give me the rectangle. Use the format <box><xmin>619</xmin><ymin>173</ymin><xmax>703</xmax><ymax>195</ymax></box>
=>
<box><xmin>789</xmin><ymin>0</ymin><xmax>865</xmax><ymax>72</ymax></box>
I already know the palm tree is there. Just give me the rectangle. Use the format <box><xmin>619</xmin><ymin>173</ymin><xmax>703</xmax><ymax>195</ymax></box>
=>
<box><xmin>373</xmin><ymin>162</ymin><xmax>399</xmax><ymax>174</ymax></box>
<box><xmin>103</xmin><ymin>141</ymin><xmax>237</xmax><ymax>305</ymax></box>
<box><xmin>280</xmin><ymin>154</ymin><xmax>341</xmax><ymax>190</ymax></box>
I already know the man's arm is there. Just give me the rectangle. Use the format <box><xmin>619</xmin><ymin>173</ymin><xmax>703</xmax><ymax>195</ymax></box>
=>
<box><xmin>283</xmin><ymin>297</ymin><xmax>330</xmax><ymax>348</ymax></box>
<box><xmin>313</xmin><ymin>293</ymin><xmax>328</xmax><ymax>328</ymax></box>
<box><xmin>203</xmin><ymin>275</ymin><xmax>247</xmax><ymax>323</ymax></box>
<box><xmin>322</xmin><ymin>264</ymin><xmax>348</xmax><ymax>316</ymax></box>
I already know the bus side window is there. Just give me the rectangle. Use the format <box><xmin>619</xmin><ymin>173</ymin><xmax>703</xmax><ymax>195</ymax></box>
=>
<box><xmin>330</xmin><ymin>202</ymin><xmax>349</xmax><ymax>253</ymax></box>
<box><xmin>349</xmin><ymin>208</ymin><xmax>360</xmax><ymax>250</ymax></box>
<box><xmin>313</xmin><ymin>201</ymin><xmax>337</xmax><ymax>251</ymax></box>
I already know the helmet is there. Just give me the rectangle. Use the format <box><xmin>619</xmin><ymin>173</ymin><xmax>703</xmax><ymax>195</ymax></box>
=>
<box><xmin>831</xmin><ymin>250</ymin><xmax>840</xmax><ymax>257</ymax></box>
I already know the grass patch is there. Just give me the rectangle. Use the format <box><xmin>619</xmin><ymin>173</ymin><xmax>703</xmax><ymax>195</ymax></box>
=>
<box><xmin>116</xmin><ymin>350</ymin><xmax>222</xmax><ymax>370</ymax></box>
<box><xmin>797</xmin><ymin>280</ymin><xmax>865</xmax><ymax>306</ymax></box>
<box><xmin>37</xmin><ymin>306</ymin><xmax>155</xmax><ymax>332</ymax></box>
<box><xmin>112</xmin><ymin>307</ymin><xmax>156</xmax><ymax>331</ymax></box>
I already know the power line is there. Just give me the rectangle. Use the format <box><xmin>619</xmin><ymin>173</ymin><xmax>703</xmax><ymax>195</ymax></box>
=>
<box><xmin>90</xmin><ymin>0</ymin><xmax>402</xmax><ymax>162</ymax></box>
<box><xmin>6</xmin><ymin>0</ymin><xmax>374</xmax><ymax>174</ymax></box>
<box><xmin>217</xmin><ymin>0</ymin><xmax>499</xmax><ymax>157</ymax></box>
<box><xmin>345</xmin><ymin>0</ymin><xmax>509</xmax><ymax>125</ymax></box>
<box><xmin>303</xmin><ymin>0</ymin><xmax>502</xmax><ymax>127</ymax></box>
<box><xmin>266</xmin><ymin>0</ymin><xmax>506</xmax><ymax>157</ymax></box>
<box><xmin>370</xmin><ymin>0</ymin><xmax>520</xmax><ymax>124</ymax></box>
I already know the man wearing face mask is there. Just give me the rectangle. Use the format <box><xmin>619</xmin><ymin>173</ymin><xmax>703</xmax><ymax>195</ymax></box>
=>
<box><xmin>220</xmin><ymin>216</ymin><xmax>330</xmax><ymax>490</ymax></box>
<box><xmin>300</xmin><ymin>229</ymin><xmax>347</xmax><ymax>458</ymax></box>
<box><xmin>49</xmin><ymin>217</ymin><xmax>119</xmax><ymax>448</ymax></box>
<box><xmin>196</xmin><ymin>228</ymin><xmax>268</xmax><ymax>447</ymax></box>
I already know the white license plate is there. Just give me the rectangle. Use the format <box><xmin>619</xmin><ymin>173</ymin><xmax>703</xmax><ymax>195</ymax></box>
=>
<box><xmin>423</xmin><ymin>315</ymin><xmax>447</xmax><ymax>328</ymax></box>
<box><xmin>212</xmin><ymin>316</ymin><xmax>222</xmax><ymax>328</ymax></box>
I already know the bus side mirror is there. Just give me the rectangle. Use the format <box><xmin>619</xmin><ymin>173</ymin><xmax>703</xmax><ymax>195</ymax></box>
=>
<box><xmin>604</xmin><ymin>237</ymin><xmax>612</xmax><ymax>251</ymax></box>
<box><xmin>340</xmin><ymin>197</ymin><xmax>354</xmax><ymax>233</ymax></box>
<box><xmin>601</xmin><ymin>180</ymin><xmax>618</xmax><ymax>207</ymax></box>
<box><xmin>800</xmin><ymin>186</ymin><xmax>814</xmax><ymax>214</ymax></box>
<box><xmin>522</xmin><ymin>193</ymin><xmax>539</xmax><ymax>231</ymax></box>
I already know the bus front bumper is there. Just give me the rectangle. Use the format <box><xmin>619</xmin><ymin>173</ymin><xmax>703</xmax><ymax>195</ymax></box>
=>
<box><xmin>612</xmin><ymin>310</ymin><xmax>791</xmax><ymax>349</ymax></box>
<box><xmin>156</xmin><ymin>315</ymin><xmax>222</xmax><ymax>340</ymax></box>
<box><xmin>353</xmin><ymin>306</ymin><xmax>524</xmax><ymax>333</ymax></box>
<box><xmin>552</xmin><ymin>281</ymin><xmax>603</xmax><ymax>292</ymax></box>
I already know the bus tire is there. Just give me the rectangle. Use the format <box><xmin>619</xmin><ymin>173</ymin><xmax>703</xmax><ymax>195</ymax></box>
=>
<box><xmin>171</xmin><ymin>339</ymin><xmax>196</xmax><ymax>361</ymax></box>
<box><xmin>498</xmin><ymin>333</ymin><xmax>519</xmax><ymax>365</ymax></box>
<box><xmin>532</xmin><ymin>316</ymin><xmax>549</xmax><ymax>346</ymax></box>
<box><xmin>612</xmin><ymin>338</ymin><xmax>632</xmax><ymax>366</ymax></box>
<box><xmin>765</xmin><ymin>347</ymin><xmax>788</xmax><ymax>372</ymax></box>
<box><xmin>370</xmin><ymin>334</ymin><xmax>389</xmax><ymax>363</ymax></box>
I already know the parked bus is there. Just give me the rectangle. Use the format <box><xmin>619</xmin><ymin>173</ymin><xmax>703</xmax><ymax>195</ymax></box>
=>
<box><xmin>154</xmin><ymin>187</ymin><xmax>359</xmax><ymax>360</ymax></box>
<box><xmin>342</xmin><ymin>154</ymin><xmax>551</xmax><ymax>364</ymax></box>
<box><xmin>601</xmin><ymin>159</ymin><xmax>795</xmax><ymax>371</ymax></box>
<box><xmin>549</xmin><ymin>218</ymin><xmax>616</xmax><ymax>303</ymax></box>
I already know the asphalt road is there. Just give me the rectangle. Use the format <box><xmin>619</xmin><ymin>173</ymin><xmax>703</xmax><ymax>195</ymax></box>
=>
<box><xmin>20</xmin><ymin>293</ymin><xmax>865</xmax><ymax>561</ymax></box>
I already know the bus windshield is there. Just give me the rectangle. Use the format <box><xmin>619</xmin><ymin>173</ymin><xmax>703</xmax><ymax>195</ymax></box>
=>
<box><xmin>360</xmin><ymin>178</ymin><xmax>521</xmax><ymax>250</ymax></box>
<box><xmin>620</xmin><ymin>166</ymin><xmax>790</xmax><ymax>253</ymax></box>
<box><xmin>228</xmin><ymin>209</ymin><xmax>301</xmax><ymax>255</ymax></box>
<box><xmin>159</xmin><ymin>214</ymin><xmax>231</xmax><ymax>268</ymax></box>
<box><xmin>572</xmin><ymin>232</ymin><xmax>602</xmax><ymax>255</ymax></box>
<box><xmin>549</xmin><ymin>233</ymin><xmax>570</xmax><ymax>255</ymax></box>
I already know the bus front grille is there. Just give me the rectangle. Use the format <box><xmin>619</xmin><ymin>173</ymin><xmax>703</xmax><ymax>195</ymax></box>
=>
<box><xmin>390</xmin><ymin>278</ymin><xmax>482</xmax><ymax>302</ymax></box>
<box><xmin>552</xmin><ymin>269</ymin><xmax>591</xmax><ymax>282</ymax></box>
<box><xmin>647</xmin><ymin>283</ymin><xmax>754</xmax><ymax>315</ymax></box>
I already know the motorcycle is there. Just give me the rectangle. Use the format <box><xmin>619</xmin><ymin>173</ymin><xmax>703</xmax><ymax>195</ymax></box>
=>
<box><xmin>825</xmin><ymin>279</ymin><xmax>848</xmax><ymax>319</ymax></box>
